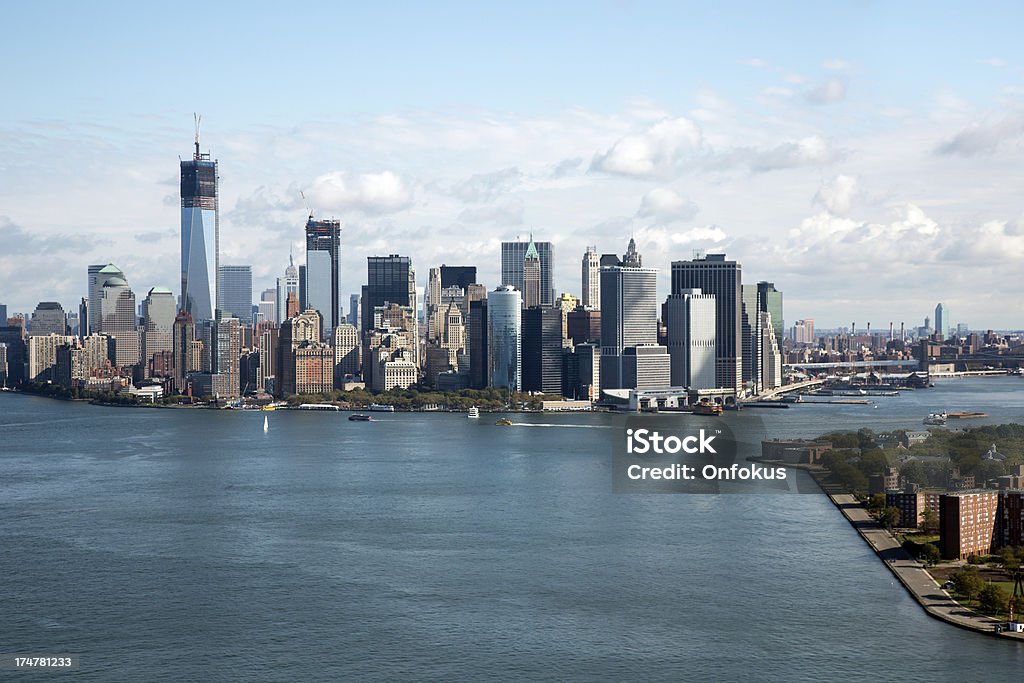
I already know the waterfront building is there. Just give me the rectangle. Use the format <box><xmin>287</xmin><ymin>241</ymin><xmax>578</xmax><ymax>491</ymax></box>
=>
<box><xmin>275</xmin><ymin>255</ymin><xmax>300</xmax><ymax>324</ymax></box>
<box><xmin>304</xmin><ymin>216</ymin><xmax>342</xmax><ymax>338</ymax></box>
<box><xmin>0</xmin><ymin>304</ymin><xmax>6</xmax><ymax>322</ymax></box>
<box><xmin>600</xmin><ymin>239</ymin><xmax>663</xmax><ymax>391</ymax></box>
<box><xmin>487</xmin><ymin>286</ymin><xmax>522</xmax><ymax>391</ymax></box>
<box><xmin>55</xmin><ymin>335</ymin><xmax>111</xmax><ymax>387</ymax></box>
<box><xmin>180</xmin><ymin>130</ymin><xmax>218</xmax><ymax>324</ymax></box>
<box><xmin>28</xmin><ymin>334</ymin><xmax>77</xmax><ymax>381</ymax></box>
<box><xmin>363</xmin><ymin>255</ymin><xmax>417</xmax><ymax>334</ymax></box>
<box><xmin>0</xmin><ymin>324</ymin><xmax>26</xmax><ymax>384</ymax></box>
<box><xmin>98</xmin><ymin>275</ymin><xmax>139</xmax><ymax>369</ymax></box>
<box><xmin>29</xmin><ymin>302</ymin><xmax>67</xmax><ymax>336</ymax></box>
<box><xmin>210</xmin><ymin>314</ymin><xmax>241</xmax><ymax>397</ymax></box>
<box><xmin>333</xmin><ymin>323</ymin><xmax>360</xmax><ymax>381</ymax></box>
<box><xmin>276</xmin><ymin>309</ymin><xmax>321</xmax><ymax>397</ymax></box>
<box><xmin>294</xmin><ymin>342</ymin><xmax>334</xmax><ymax>395</ymax></box>
<box><xmin>217</xmin><ymin>265</ymin><xmax>253</xmax><ymax>325</ymax></box>
<box><xmin>0</xmin><ymin>343</ymin><xmax>6</xmax><ymax>385</ymax></box>
<box><xmin>522</xmin><ymin>306</ymin><xmax>564</xmax><ymax>395</ymax></box>
<box><xmin>468</xmin><ymin>299</ymin><xmax>488</xmax><ymax>390</ymax></box>
<box><xmin>142</xmin><ymin>287</ymin><xmax>176</xmax><ymax>378</ymax></box>
<box><xmin>665</xmin><ymin>289</ymin><xmax>716</xmax><ymax>389</ymax></box>
<box><xmin>172</xmin><ymin>311</ymin><xmax>195</xmax><ymax>393</ymax></box>
<box><xmin>582</xmin><ymin>246</ymin><xmax>600</xmax><ymax>309</ymax></box>
<box><xmin>939</xmin><ymin>491</ymin><xmax>1000</xmax><ymax>559</ymax></box>
<box><xmin>886</xmin><ymin>487</ymin><xmax>942</xmax><ymax>529</ymax></box>
<box><xmin>502</xmin><ymin>238</ymin><xmax>554</xmax><ymax>306</ymax></box>
<box><xmin>671</xmin><ymin>254</ymin><xmax>742</xmax><ymax>390</ymax></box>
<box><xmin>87</xmin><ymin>264</ymin><xmax>123</xmax><ymax>334</ymax></box>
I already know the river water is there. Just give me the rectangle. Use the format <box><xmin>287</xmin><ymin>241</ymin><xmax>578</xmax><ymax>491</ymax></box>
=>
<box><xmin>3</xmin><ymin>378</ymin><xmax>1024</xmax><ymax>680</ymax></box>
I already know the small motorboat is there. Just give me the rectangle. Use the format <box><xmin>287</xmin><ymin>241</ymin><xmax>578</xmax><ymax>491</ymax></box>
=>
<box><xmin>348</xmin><ymin>414</ymin><xmax>372</xmax><ymax>422</ymax></box>
<box><xmin>495</xmin><ymin>418</ymin><xmax>513</xmax><ymax>426</ymax></box>
<box><xmin>468</xmin><ymin>406</ymin><xmax>480</xmax><ymax>419</ymax></box>
<box><xmin>924</xmin><ymin>412</ymin><xmax>947</xmax><ymax>426</ymax></box>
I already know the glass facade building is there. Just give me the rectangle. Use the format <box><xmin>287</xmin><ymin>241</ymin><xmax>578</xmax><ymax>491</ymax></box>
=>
<box><xmin>180</xmin><ymin>139</ymin><xmax>218</xmax><ymax>324</ymax></box>
<box><xmin>304</xmin><ymin>217</ymin><xmax>342</xmax><ymax>338</ymax></box>
<box><xmin>487</xmin><ymin>286</ymin><xmax>521</xmax><ymax>391</ymax></box>
<box><xmin>217</xmin><ymin>265</ymin><xmax>253</xmax><ymax>325</ymax></box>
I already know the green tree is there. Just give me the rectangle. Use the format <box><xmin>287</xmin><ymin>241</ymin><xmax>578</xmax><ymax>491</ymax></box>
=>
<box><xmin>978</xmin><ymin>583</ymin><xmax>1006</xmax><ymax>616</ymax></box>
<box><xmin>878</xmin><ymin>507</ymin><xmax>901</xmax><ymax>529</ymax></box>
<box><xmin>919</xmin><ymin>507</ymin><xmax>938</xmax><ymax>534</ymax></box>
<box><xmin>918</xmin><ymin>543</ymin><xmax>940</xmax><ymax>567</ymax></box>
<box><xmin>952</xmin><ymin>570</ymin><xmax>985</xmax><ymax>601</ymax></box>
<box><xmin>867</xmin><ymin>493</ymin><xmax>887</xmax><ymax>512</ymax></box>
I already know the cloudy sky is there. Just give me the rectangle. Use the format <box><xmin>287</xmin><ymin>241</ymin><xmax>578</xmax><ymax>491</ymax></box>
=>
<box><xmin>3</xmin><ymin>1</ymin><xmax>1024</xmax><ymax>329</ymax></box>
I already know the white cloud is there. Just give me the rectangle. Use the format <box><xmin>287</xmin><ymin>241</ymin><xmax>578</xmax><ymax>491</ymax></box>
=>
<box><xmin>814</xmin><ymin>175</ymin><xmax>858</xmax><ymax>214</ymax></box>
<box><xmin>636</xmin><ymin>188</ymin><xmax>698</xmax><ymax>222</ymax></box>
<box><xmin>590</xmin><ymin>117</ymin><xmax>703</xmax><ymax>178</ymax></box>
<box><xmin>450</xmin><ymin>167</ymin><xmax>522</xmax><ymax>202</ymax></box>
<box><xmin>306</xmin><ymin>170</ymin><xmax>415</xmax><ymax>215</ymax></box>
<box><xmin>805</xmin><ymin>76</ymin><xmax>847</xmax><ymax>104</ymax></box>
<box><xmin>936</xmin><ymin>112</ymin><xmax>1024</xmax><ymax>156</ymax></box>
<box><xmin>742</xmin><ymin>135</ymin><xmax>843</xmax><ymax>172</ymax></box>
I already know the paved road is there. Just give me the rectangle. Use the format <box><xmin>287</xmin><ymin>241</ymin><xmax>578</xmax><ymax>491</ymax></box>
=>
<box><xmin>830</xmin><ymin>492</ymin><xmax>1024</xmax><ymax>640</ymax></box>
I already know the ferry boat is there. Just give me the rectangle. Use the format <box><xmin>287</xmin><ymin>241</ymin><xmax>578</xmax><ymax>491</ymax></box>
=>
<box><xmin>692</xmin><ymin>402</ymin><xmax>723</xmax><ymax>416</ymax></box>
<box><xmin>468</xmin><ymin>406</ymin><xmax>480</xmax><ymax>419</ymax></box>
<box><xmin>368</xmin><ymin>403</ymin><xmax>395</xmax><ymax>412</ymax></box>
<box><xmin>924</xmin><ymin>412</ymin><xmax>947</xmax><ymax>426</ymax></box>
<box><xmin>495</xmin><ymin>418</ymin><xmax>513</xmax><ymax>426</ymax></box>
<box><xmin>348</xmin><ymin>414</ymin><xmax>372</xmax><ymax>422</ymax></box>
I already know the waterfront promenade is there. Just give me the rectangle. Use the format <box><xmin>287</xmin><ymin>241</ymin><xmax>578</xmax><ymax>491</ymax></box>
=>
<box><xmin>825</xmin><ymin>486</ymin><xmax>1024</xmax><ymax>641</ymax></box>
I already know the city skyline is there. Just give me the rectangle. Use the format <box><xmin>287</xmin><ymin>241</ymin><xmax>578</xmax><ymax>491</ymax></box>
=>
<box><xmin>4</xmin><ymin>3</ymin><xmax>1024</xmax><ymax>326</ymax></box>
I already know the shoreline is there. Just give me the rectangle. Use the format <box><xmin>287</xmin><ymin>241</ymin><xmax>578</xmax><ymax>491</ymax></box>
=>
<box><xmin>800</xmin><ymin>464</ymin><xmax>1024</xmax><ymax>642</ymax></box>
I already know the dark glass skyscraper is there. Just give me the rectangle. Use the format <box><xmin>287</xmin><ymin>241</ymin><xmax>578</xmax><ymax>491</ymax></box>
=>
<box><xmin>440</xmin><ymin>265</ymin><xmax>476</xmax><ymax>290</ymax></box>
<box><xmin>180</xmin><ymin>130</ymin><xmax>218</xmax><ymax>323</ymax></box>
<box><xmin>671</xmin><ymin>254</ymin><xmax>742</xmax><ymax>390</ymax></box>
<box><xmin>522</xmin><ymin>306</ymin><xmax>563</xmax><ymax>394</ymax></box>
<box><xmin>304</xmin><ymin>217</ymin><xmax>342</xmax><ymax>338</ymax></box>
<box><xmin>218</xmin><ymin>265</ymin><xmax>253</xmax><ymax>325</ymax></box>
<box><xmin>362</xmin><ymin>255</ymin><xmax>416</xmax><ymax>333</ymax></box>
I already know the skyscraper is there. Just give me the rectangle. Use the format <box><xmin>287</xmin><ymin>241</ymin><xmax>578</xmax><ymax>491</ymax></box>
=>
<box><xmin>665</xmin><ymin>289</ymin><xmax>716</xmax><ymax>389</ymax></box>
<box><xmin>600</xmin><ymin>240</ymin><xmax>668</xmax><ymax>390</ymax></box>
<box><xmin>180</xmin><ymin>127</ymin><xmax>218</xmax><ymax>324</ymax></box>
<box><xmin>522</xmin><ymin>306</ymin><xmax>563</xmax><ymax>394</ymax></box>
<box><xmin>348</xmin><ymin>294</ymin><xmax>361</xmax><ymax>330</ymax></box>
<box><xmin>468</xmin><ymin>298</ymin><xmax>488</xmax><ymax>389</ymax></box>
<box><xmin>935</xmin><ymin>303</ymin><xmax>946</xmax><ymax>340</ymax></box>
<box><xmin>523</xmin><ymin>237</ymin><xmax>541</xmax><ymax>308</ymax></box>
<box><xmin>758</xmin><ymin>282</ymin><xmax>784</xmax><ymax>349</ymax></box>
<box><xmin>98</xmin><ymin>274</ymin><xmax>139</xmax><ymax>369</ymax></box>
<box><xmin>217</xmin><ymin>265</ymin><xmax>253</xmax><ymax>325</ymax></box>
<box><xmin>440</xmin><ymin>265</ymin><xmax>476</xmax><ymax>290</ymax></box>
<box><xmin>142</xmin><ymin>287</ymin><xmax>176</xmax><ymax>376</ymax></box>
<box><xmin>501</xmin><ymin>238</ymin><xmax>554</xmax><ymax>305</ymax></box>
<box><xmin>172</xmin><ymin>310</ymin><xmax>195</xmax><ymax>392</ymax></box>
<box><xmin>87</xmin><ymin>264</ymin><xmax>123</xmax><ymax>334</ymax></box>
<box><xmin>487</xmin><ymin>286</ymin><xmax>521</xmax><ymax>391</ymax></box>
<box><xmin>276</xmin><ymin>254</ymin><xmax>300</xmax><ymax>324</ymax></box>
<box><xmin>363</xmin><ymin>255</ymin><xmax>417</xmax><ymax>334</ymax></box>
<box><xmin>671</xmin><ymin>254</ymin><xmax>742</xmax><ymax>390</ymax></box>
<box><xmin>426</xmin><ymin>267</ymin><xmax>442</xmax><ymax>341</ymax></box>
<box><xmin>211</xmin><ymin>314</ymin><xmax>241</xmax><ymax>397</ymax></box>
<box><xmin>741</xmin><ymin>284</ymin><xmax>761</xmax><ymax>391</ymax></box>
<box><xmin>581</xmin><ymin>246</ymin><xmax>600</xmax><ymax>309</ymax></box>
<box><xmin>29</xmin><ymin>302</ymin><xmax>67</xmax><ymax>336</ymax></box>
<box><xmin>304</xmin><ymin>216</ymin><xmax>342</xmax><ymax>338</ymax></box>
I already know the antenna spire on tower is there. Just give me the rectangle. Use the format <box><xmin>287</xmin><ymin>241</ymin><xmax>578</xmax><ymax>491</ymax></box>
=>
<box><xmin>193</xmin><ymin>113</ymin><xmax>202</xmax><ymax>159</ymax></box>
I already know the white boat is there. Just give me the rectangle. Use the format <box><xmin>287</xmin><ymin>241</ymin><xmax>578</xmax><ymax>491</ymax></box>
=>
<box><xmin>468</xmin><ymin>406</ymin><xmax>480</xmax><ymax>419</ymax></box>
<box><xmin>924</xmin><ymin>412</ymin><xmax>947</xmax><ymax>426</ymax></box>
<box><xmin>368</xmin><ymin>403</ymin><xmax>395</xmax><ymax>412</ymax></box>
<box><xmin>263</xmin><ymin>415</ymin><xmax>269</xmax><ymax>432</ymax></box>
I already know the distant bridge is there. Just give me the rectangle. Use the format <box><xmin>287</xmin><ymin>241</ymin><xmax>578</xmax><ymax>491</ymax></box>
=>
<box><xmin>754</xmin><ymin>378</ymin><xmax>825</xmax><ymax>401</ymax></box>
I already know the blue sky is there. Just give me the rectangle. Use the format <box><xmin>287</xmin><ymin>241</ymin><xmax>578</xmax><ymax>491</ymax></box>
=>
<box><xmin>3</xmin><ymin>2</ymin><xmax>1024</xmax><ymax>327</ymax></box>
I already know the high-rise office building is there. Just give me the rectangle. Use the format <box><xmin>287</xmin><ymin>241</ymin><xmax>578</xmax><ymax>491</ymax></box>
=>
<box><xmin>211</xmin><ymin>314</ymin><xmax>241</xmax><ymax>397</ymax></box>
<box><xmin>426</xmin><ymin>267</ymin><xmax>442</xmax><ymax>341</ymax></box>
<box><xmin>29</xmin><ymin>302</ymin><xmax>67</xmax><ymax>336</ymax></box>
<box><xmin>741</xmin><ymin>285</ymin><xmax>761</xmax><ymax>391</ymax></box>
<box><xmin>440</xmin><ymin>265</ymin><xmax>476</xmax><ymax>291</ymax></box>
<box><xmin>217</xmin><ymin>265</ymin><xmax>253</xmax><ymax>325</ymax></box>
<box><xmin>180</xmin><ymin>129</ymin><xmax>218</xmax><ymax>323</ymax></box>
<box><xmin>98</xmin><ymin>274</ymin><xmax>139</xmax><ymax>369</ymax></box>
<box><xmin>468</xmin><ymin>299</ymin><xmax>488</xmax><ymax>389</ymax></box>
<box><xmin>0</xmin><ymin>304</ymin><xmax>6</xmax><ymax>322</ymax></box>
<box><xmin>257</xmin><ymin>288</ymin><xmax>276</xmax><ymax>325</ymax></box>
<box><xmin>362</xmin><ymin>255</ymin><xmax>417</xmax><ymax>333</ymax></box>
<box><xmin>582</xmin><ymin>246</ymin><xmax>600</xmax><ymax>309</ymax></box>
<box><xmin>760</xmin><ymin>312</ymin><xmax>782</xmax><ymax>390</ymax></box>
<box><xmin>600</xmin><ymin>239</ymin><xmax>667</xmax><ymax>390</ymax></box>
<box><xmin>671</xmin><ymin>254</ymin><xmax>742</xmax><ymax>390</ymax></box>
<box><xmin>522</xmin><ymin>306</ymin><xmax>564</xmax><ymax>394</ymax></box>
<box><xmin>487</xmin><ymin>286</ymin><xmax>521</xmax><ymax>391</ymax></box>
<box><xmin>333</xmin><ymin>323</ymin><xmax>361</xmax><ymax>381</ymax></box>
<box><xmin>142</xmin><ymin>287</ymin><xmax>176</xmax><ymax>377</ymax></box>
<box><xmin>304</xmin><ymin>216</ymin><xmax>342</xmax><ymax>338</ymax></box>
<box><xmin>935</xmin><ymin>303</ymin><xmax>947</xmax><ymax>340</ymax></box>
<box><xmin>665</xmin><ymin>289</ymin><xmax>716</xmax><ymax>389</ymax></box>
<box><xmin>758</xmin><ymin>282</ymin><xmax>784</xmax><ymax>349</ymax></box>
<box><xmin>276</xmin><ymin>255</ymin><xmax>300</xmax><ymax>324</ymax></box>
<box><xmin>348</xmin><ymin>294</ymin><xmax>361</xmax><ymax>330</ymax></box>
<box><xmin>277</xmin><ymin>309</ymin><xmax>323</xmax><ymax>397</ymax></box>
<box><xmin>172</xmin><ymin>310</ymin><xmax>195</xmax><ymax>392</ymax></box>
<box><xmin>87</xmin><ymin>264</ymin><xmax>123</xmax><ymax>334</ymax></box>
<box><xmin>501</xmin><ymin>238</ymin><xmax>554</xmax><ymax>305</ymax></box>
<box><xmin>522</xmin><ymin>237</ymin><xmax>542</xmax><ymax>308</ymax></box>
